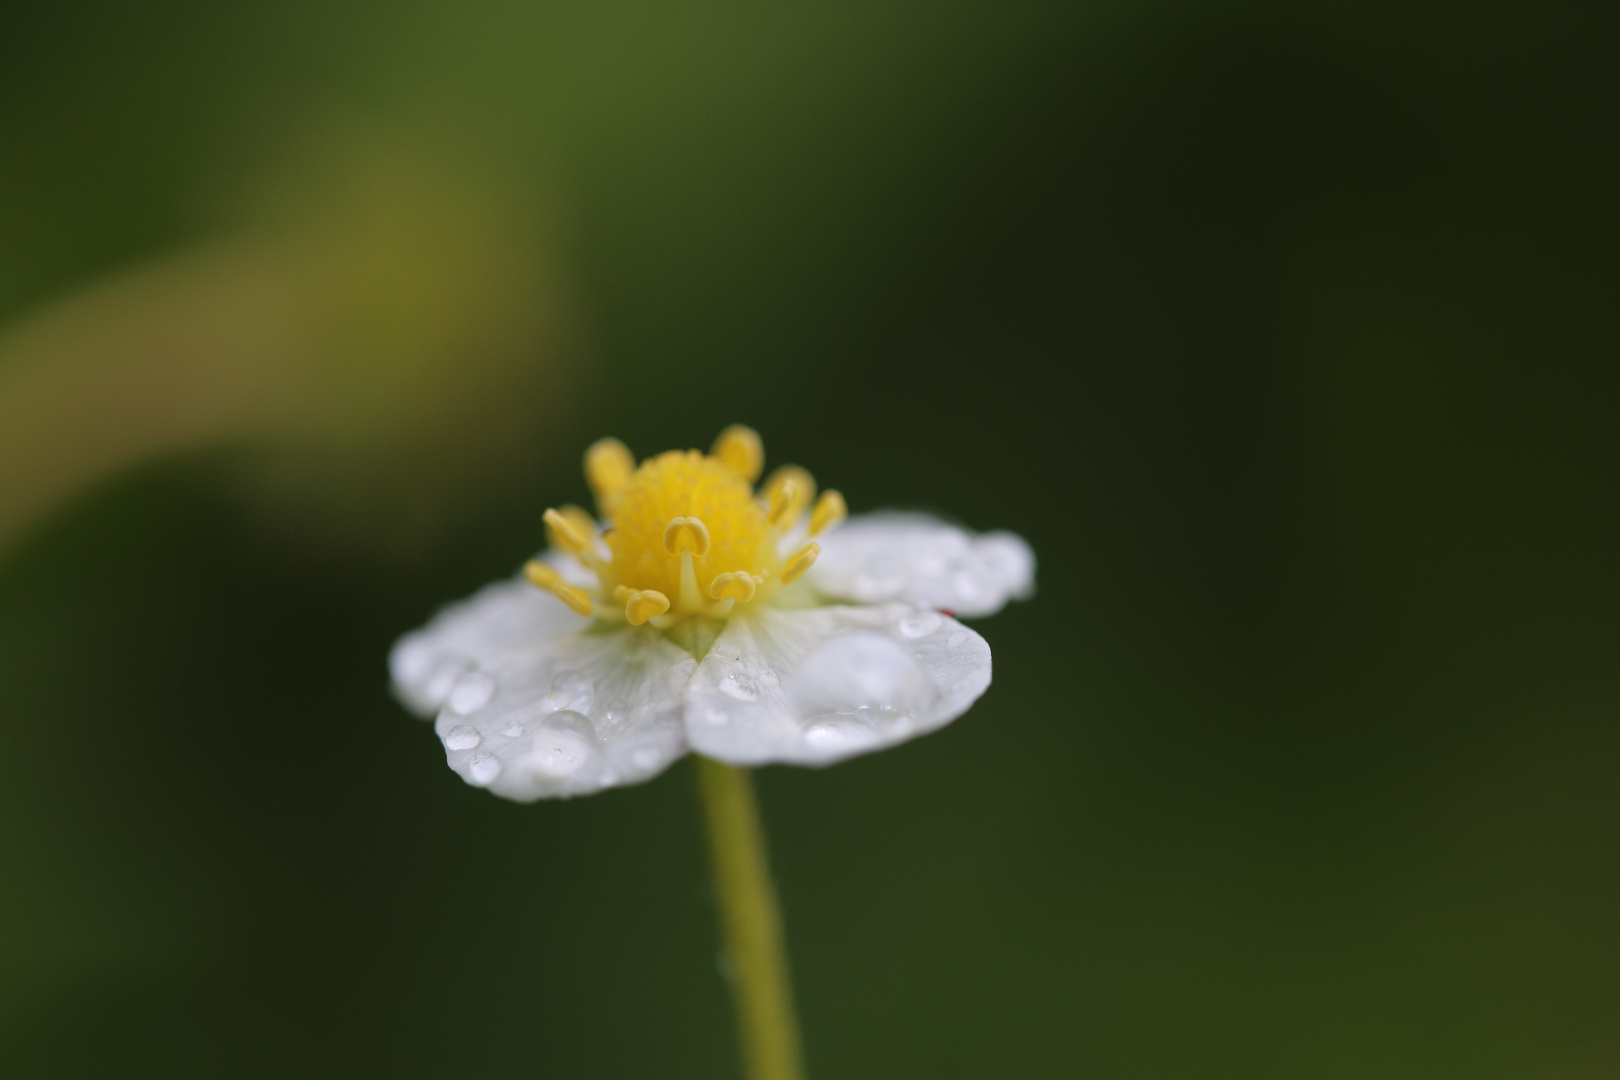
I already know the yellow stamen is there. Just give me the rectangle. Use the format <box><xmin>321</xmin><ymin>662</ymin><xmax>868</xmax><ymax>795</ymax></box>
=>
<box><xmin>780</xmin><ymin>542</ymin><xmax>820</xmax><ymax>585</ymax></box>
<box><xmin>662</xmin><ymin>516</ymin><xmax>712</xmax><ymax>557</ymax></box>
<box><xmin>558</xmin><ymin>505</ymin><xmax>597</xmax><ymax>543</ymax></box>
<box><xmin>585</xmin><ymin>438</ymin><xmax>635</xmax><ymax>509</ymax></box>
<box><xmin>526</xmin><ymin>560</ymin><xmax>594</xmax><ymax>615</ymax></box>
<box><xmin>762</xmin><ymin>465</ymin><xmax>815</xmax><ymax>527</ymax></box>
<box><xmin>709</xmin><ymin>570</ymin><xmax>760</xmax><ymax>603</ymax></box>
<box><xmin>677</xmin><ymin>551</ymin><xmax>704</xmax><ymax>612</ymax></box>
<box><xmin>569</xmin><ymin>434</ymin><xmax>844</xmax><ymax>626</ymax></box>
<box><xmin>551</xmin><ymin>582</ymin><xmax>595</xmax><ymax>616</ymax></box>
<box><xmin>765</xmin><ymin>479</ymin><xmax>798</xmax><ymax>529</ymax></box>
<box><xmin>624</xmin><ymin>589</ymin><xmax>671</xmax><ymax>626</ymax></box>
<box><xmin>809</xmin><ymin>490</ymin><xmax>846</xmax><ymax>536</ymax></box>
<box><xmin>544</xmin><ymin>508</ymin><xmax>590</xmax><ymax>556</ymax></box>
<box><xmin>711</xmin><ymin>425</ymin><xmax>764</xmax><ymax>483</ymax></box>
<box><xmin>605</xmin><ymin>450</ymin><xmax>766</xmax><ymax>609</ymax></box>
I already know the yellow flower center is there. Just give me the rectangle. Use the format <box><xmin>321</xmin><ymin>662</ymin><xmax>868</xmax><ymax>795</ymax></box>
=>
<box><xmin>524</xmin><ymin>426</ymin><xmax>847</xmax><ymax>630</ymax></box>
<box><xmin>607</xmin><ymin>450</ymin><xmax>770</xmax><ymax>601</ymax></box>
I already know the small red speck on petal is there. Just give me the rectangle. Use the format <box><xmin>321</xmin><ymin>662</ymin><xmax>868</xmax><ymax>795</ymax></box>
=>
<box><xmin>939</xmin><ymin>609</ymin><xmax>955</xmax><ymax>617</ymax></box>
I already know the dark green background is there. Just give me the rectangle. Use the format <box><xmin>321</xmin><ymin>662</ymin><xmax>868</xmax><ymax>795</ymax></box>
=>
<box><xmin>2</xmin><ymin>2</ymin><xmax>1616</xmax><ymax>1077</ymax></box>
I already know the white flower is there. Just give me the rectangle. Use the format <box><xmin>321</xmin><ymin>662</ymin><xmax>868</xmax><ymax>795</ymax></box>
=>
<box><xmin>390</xmin><ymin>427</ymin><xmax>1034</xmax><ymax>800</ymax></box>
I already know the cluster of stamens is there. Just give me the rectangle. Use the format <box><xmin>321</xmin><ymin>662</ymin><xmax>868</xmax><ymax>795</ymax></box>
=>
<box><xmin>524</xmin><ymin>426</ymin><xmax>846</xmax><ymax>629</ymax></box>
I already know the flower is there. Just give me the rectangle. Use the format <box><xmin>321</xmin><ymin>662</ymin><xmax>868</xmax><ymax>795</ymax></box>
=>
<box><xmin>390</xmin><ymin>426</ymin><xmax>1034</xmax><ymax>800</ymax></box>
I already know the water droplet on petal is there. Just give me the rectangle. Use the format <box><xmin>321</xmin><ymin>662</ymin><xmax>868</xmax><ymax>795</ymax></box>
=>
<box><xmin>974</xmin><ymin>540</ymin><xmax>1022</xmax><ymax>583</ymax></box>
<box><xmin>804</xmin><ymin>703</ymin><xmax>916</xmax><ymax>754</ymax></box>
<box><xmin>423</xmin><ymin>656</ymin><xmax>473</xmax><ymax>705</ymax></box>
<box><xmin>719</xmin><ymin>671</ymin><xmax>761</xmax><ymax>702</ymax></box>
<box><xmin>704</xmin><ymin>705</ymin><xmax>732</xmax><ymax>726</ymax></box>
<box><xmin>548</xmin><ymin>670</ymin><xmax>594</xmax><ymax>716</ymax></box>
<box><xmin>853</xmin><ymin>558</ymin><xmax>908</xmax><ymax>601</ymax></box>
<box><xmin>468</xmin><ymin>752</ymin><xmax>501</xmax><ymax>785</ymax></box>
<box><xmin>802</xmin><ymin>712</ymin><xmax>889</xmax><ymax>753</ymax></box>
<box><xmin>500</xmin><ymin>719</ymin><xmax>526</xmax><ymax>738</ymax></box>
<box><xmin>759</xmin><ymin>668</ymin><xmax>780</xmax><ymax>688</ymax></box>
<box><xmin>898</xmin><ymin>611</ymin><xmax>942</xmax><ymax>639</ymax></box>
<box><xmin>803</xmin><ymin>719</ymin><xmax>851</xmax><ymax>748</ymax></box>
<box><xmin>448</xmin><ymin>671</ymin><xmax>495</xmax><ymax>714</ymax></box>
<box><xmin>599</xmin><ymin>770</ymin><xmax>619</xmax><ymax>786</ymax></box>
<box><xmin>444</xmin><ymin>724</ymin><xmax>481</xmax><ymax>750</ymax></box>
<box><xmin>790</xmin><ymin>632</ymin><xmax>934</xmax><ymax>717</ymax></box>
<box><xmin>951</xmin><ymin>570</ymin><xmax>986</xmax><ymax>603</ymax></box>
<box><xmin>531</xmin><ymin>710</ymin><xmax>596</xmax><ymax>779</ymax></box>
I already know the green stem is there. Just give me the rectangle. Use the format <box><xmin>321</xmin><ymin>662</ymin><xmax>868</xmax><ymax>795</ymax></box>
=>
<box><xmin>695</xmin><ymin>756</ymin><xmax>806</xmax><ymax>1080</ymax></box>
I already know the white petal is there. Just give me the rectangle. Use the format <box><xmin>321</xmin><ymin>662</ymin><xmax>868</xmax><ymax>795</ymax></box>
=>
<box><xmin>684</xmin><ymin>603</ymin><xmax>992</xmax><ymax>766</ymax></box>
<box><xmin>388</xmin><ymin>562</ymin><xmax>584</xmax><ymax>717</ymax></box>
<box><xmin>433</xmin><ymin>626</ymin><xmax>695</xmax><ymax>800</ymax></box>
<box><xmin>807</xmin><ymin>512</ymin><xmax>1034</xmax><ymax>618</ymax></box>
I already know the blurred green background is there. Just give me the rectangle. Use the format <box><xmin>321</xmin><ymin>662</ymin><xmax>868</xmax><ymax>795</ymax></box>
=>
<box><xmin>2</xmin><ymin>1</ymin><xmax>1616</xmax><ymax>1076</ymax></box>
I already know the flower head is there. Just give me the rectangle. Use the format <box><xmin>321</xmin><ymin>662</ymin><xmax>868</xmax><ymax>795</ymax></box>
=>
<box><xmin>391</xmin><ymin>426</ymin><xmax>1034</xmax><ymax>800</ymax></box>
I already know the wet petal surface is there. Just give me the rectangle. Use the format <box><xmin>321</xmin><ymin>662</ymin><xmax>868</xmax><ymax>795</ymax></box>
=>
<box><xmin>431</xmin><ymin>626</ymin><xmax>694</xmax><ymax>800</ymax></box>
<box><xmin>684</xmin><ymin>602</ymin><xmax>992</xmax><ymax>766</ymax></box>
<box><xmin>388</xmin><ymin>565</ymin><xmax>584</xmax><ymax>717</ymax></box>
<box><xmin>808</xmin><ymin>512</ymin><xmax>1034</xmax><ymax>618</ymax></box>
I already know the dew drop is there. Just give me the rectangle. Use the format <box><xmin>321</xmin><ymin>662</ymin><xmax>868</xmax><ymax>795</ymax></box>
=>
<box><xmin>548</xmin><ymin>670</ymin><xmax>594</xmax><ymax>715</ymax></box>
<box><xmin>531</xmin><ymin>710</ymin><xmax>596</xmax><ymax>779</ymax></box>
<box><xmin>448</xmin><ymin>671</ymin><xmax>495</xmax><ymax>714</ymax></box>
<box><xmin>759</xmin><ymin>668</ymin><xmax>780</xmax><ymax>688</ymax></box>
<box><xmin>898</xmin><ymin>611</ymin><xmax>942</xmax><ymax>639</ymax></box>
<box><xmin>444</xmin><ymin>724</ymin><xmax>481</xmax><ymax>751</ymax></box>
<box><xmin>790</xmin><ymin>632</ymin><xmax>934</xmax><ymax>717</ymax></box>
<box><xmin>704</xmin><ymin>705</ymin><xmax>732</xmax><ymax>726</ymax></box>
<box><xmin>803</xmin><ymin>720</ymin><xmax>849</xmax><ymax>748</ymax></box>
<box><xmin>719</xmin><ymin>671</ymin><xmax>761</xmax><ymax>702</ymax></box>
<box><xmin>499</xmin><ymin>719</ymin><xmax>526</xmax><ymax>738</ymax></box>
<box><xmin>802</xmin><ymin>712</ymin><xmax>887</xmax><ymax>753</ymax></box>
<box><xmin>805</xmin><ymin>705</ymin><xmax>914</xmax><ymax>754</ymax></box>
<box><xmin>423</xmin><ymin>656</ymin><xmax>473</xmax><ymax>705</ymax></box>
<box><xmin>468</xmin><ymin>752</ymin><xmax>501</xmax><ymax>785</ymax></box>
<box><xmin>853</xmin><ymin>560</ymin><xmax>908</xmax><ymax>601</ymax></box>
<box><xmin>951</xmin><ymin>570</ymin><xmax>986</xmax><ymax>603</ymax></box>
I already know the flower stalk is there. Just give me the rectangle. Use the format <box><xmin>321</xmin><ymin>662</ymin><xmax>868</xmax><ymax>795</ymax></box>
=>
<box><xmin>695</xmin><ymin>756</ymin><xmax>805</xmax><ymax>1080</ymax></box>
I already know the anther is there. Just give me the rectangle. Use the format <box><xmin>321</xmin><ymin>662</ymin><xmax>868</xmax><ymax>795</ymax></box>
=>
<box><xmin>624</xmin><ymin>589</ymin><xmax>671</xmax><ymax>626</ymax></box>
<box><xmin>584</xmin><ymin>438</ymin><xmax>635</xmax><ymax>507</ymax></box>
<box><xmin>809</xmin><ymin>490</ymin><xmax>846</xmax><ymax>535</ymax></box>
<box><xmin>613</xmin><ymin>585</ymin><xmax>634</xmax><ymax>603</ymax></box>
<box><xmin>524</xmin><ymin>561</ymin><xmax>560</xmax><ymax>589</ymax></box>
<box><xmin>526</xmin><ymin>560</ymin><xmax>594</xmax><ymax>616</ymax></box>
<box><xmin>766</xmin><ymin>478</ymin><xmax>799</xmax><ymax>529</ymax></box>
<box><xmin>711</xmin><ymin>425</ymin><xmax>764</xmax><ymax>483</ymax></box>
<box><xmin>709</xmin><ymin>570</ymin><xmax>759</xmax><ymax>603</ymax></box>
<box><xmin>558</xmin><ymin>505</ymin><xmax>597</xmax><ymax>543</ymax></box>
<box><xmin>551</xmin><ymin>582</ymin><xmax>595</xmax><ymax>616</ymax></box>
<box><xmin>544</xmin><ymin>508</ymin><xmax>590</xmax><ymax>556</ymax></box>
<box><xmin>662</xmin><ymin>516</ymin><xmax>711</xmax><ymax>557</ymax></box>
<box><xmin>780</xmin><ymin>542</ymin><xmax>820</xmax><ymax>585</ymax></box>
<box><xmin>762</xmin><ymin>465</ymin><xmax>815</xmax><ymax>527</ymax></box>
